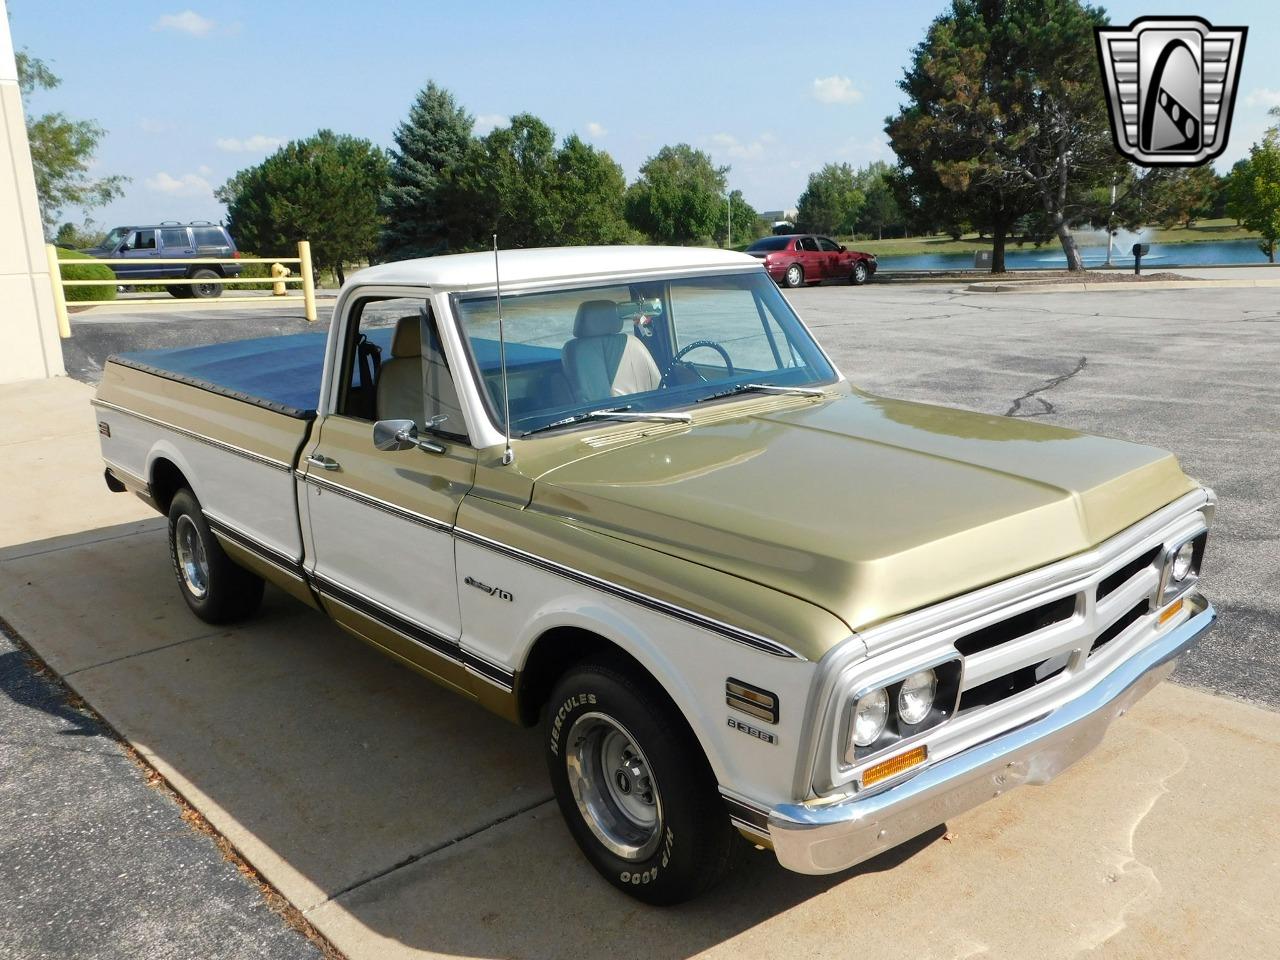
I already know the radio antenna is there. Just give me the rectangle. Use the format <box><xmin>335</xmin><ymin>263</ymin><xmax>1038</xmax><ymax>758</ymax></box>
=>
<box><xmin>493</xmin><ymin>235</ymin><xmax>514</xmax><ymax>466</ymax></box>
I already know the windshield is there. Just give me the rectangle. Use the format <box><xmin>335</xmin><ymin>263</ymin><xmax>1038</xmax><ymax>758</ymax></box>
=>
<box><xmin>453</xmin><ymin>270</ymin><xmax>836</xmax><ymax>436</ymax></box>
<box><xmin>100</xmin><ymin>227</ymin><xmax>130</xmax><ymax>249</ymax></box>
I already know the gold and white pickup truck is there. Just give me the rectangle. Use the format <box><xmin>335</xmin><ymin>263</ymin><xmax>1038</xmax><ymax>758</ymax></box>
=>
<box><xmin>93</xmin><ymin>246</ymin><xmax>1216</xmax><ymax>903</ymax></box>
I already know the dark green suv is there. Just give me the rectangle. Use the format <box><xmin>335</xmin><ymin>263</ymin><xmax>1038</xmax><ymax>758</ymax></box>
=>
<box><xmin>85</xmin><ymin>222</ymin><xmax>242</xmax><ymax>298</ymax></box>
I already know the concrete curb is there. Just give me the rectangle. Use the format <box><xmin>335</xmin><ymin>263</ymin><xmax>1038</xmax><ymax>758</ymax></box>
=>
<box><xmin>962</xmin><ymin>278</ymin><xmax>1280</xmax><ymax>294</ymax></box>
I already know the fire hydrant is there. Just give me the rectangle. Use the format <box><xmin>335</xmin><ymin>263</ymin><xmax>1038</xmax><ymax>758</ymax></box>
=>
<box><xmin>270</xmin><ymin>261</ymin><xmax>291</xmax><ymax>296</ymax></box>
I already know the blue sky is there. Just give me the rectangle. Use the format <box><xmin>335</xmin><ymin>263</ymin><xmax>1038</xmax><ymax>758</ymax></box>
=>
<box><xmin>11</xmin><ymin>1</ymin><xmax>1280</xmax><ymax>230</ymax></box>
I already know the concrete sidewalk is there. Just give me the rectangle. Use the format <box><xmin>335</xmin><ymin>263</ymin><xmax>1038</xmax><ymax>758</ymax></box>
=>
<box><xmin>3</xmin><ymin>376</ymin><xmax>1279</xmax><ymax>959</ymax></box>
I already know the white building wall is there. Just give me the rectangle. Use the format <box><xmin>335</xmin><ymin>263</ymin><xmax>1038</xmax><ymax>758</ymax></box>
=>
<box><xmin>0</xmin><ymin>0</ymin><xmax>65</xmax><ymax>383</ymax></box>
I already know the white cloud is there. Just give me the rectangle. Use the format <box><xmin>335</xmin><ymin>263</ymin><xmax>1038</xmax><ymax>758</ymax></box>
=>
<box><xmin>811</xmin><ymin>75</ymin><xmax>863</xmax><ymax>105</ymax></box>
<box><xmin>153</xmin><ymin>11</ymin><xmax>215</xmax><ymax>36</ymax></box>
<box><xmin>586</xmin><ymin>121</ymin><xmax>607</xmax><ymax>138</ymax></box>
<box><xmin>475</xmin><ymin>114</ymin><xmax>508</xmax><ymax>134</ymax></box>
<box><xmin>836</xmin><ymin>135</ymin><xmax>891</xmax><ymax>161</ymax></box>
<box><xmin>710</xmin><ymin>132</ymin><xmax>769</xmax><ymax>161</ymax></box>
<box><xmin>1245</xmin><ymin>88</ymin><xmax>1280</xmax><ymax>109</ymax></box>
<box><xmin>215</xmin><ymin>134</ymin><xmax>284</xmax><ymax>153</ymax></box>
<box><xmin>145</xmin><ymin>171</ymin><xmax>213</xmax><ymax>197</ymax></box>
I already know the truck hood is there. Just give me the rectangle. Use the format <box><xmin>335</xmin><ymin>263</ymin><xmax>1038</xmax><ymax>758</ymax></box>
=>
<box><xmin>530</xmin><ymin>389</ymin><xmax>1197</xmax><ymax>634</ymax></box>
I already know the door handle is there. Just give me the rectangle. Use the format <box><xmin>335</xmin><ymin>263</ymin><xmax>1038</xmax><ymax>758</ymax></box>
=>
<box><xmin>305</xmin><ymin>453</ymin><xmax>341</xmax><ymax>471</ymax></box>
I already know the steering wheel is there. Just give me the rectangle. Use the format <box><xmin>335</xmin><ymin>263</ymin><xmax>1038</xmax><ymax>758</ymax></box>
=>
<box><xmin>659</xmin><ymin>340</ymin><xmax>734</xmax><ymax>390</ymax></box>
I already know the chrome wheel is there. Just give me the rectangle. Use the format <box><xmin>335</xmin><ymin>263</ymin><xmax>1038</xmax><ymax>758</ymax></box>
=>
<box><xmin>853</xmin><ymin>261</ymin><xmax>868</xmax><ymax>284</ymax></box>
<box><xmin>174</xmin><ymin>514</ymin><xmax>209</xmax><ymax>600</ymax></box>
<box><xmin>565</xmin><ymin>712</ymin><xmax>663</xmax><ymax>861</ymax></box>
<box><xmin>785</xmin><ymin>264</ymin><xmax>803</xmax><ymax>288</ymax></box>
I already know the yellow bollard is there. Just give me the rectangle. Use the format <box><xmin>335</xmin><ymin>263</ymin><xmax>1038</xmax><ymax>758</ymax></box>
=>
<box><xmin>298</xmin><ymin>240</ymin><xmax>316</xmax><ymax>323</ymax></box>
<box><xmin>270</xmin><ymin>261</ymin><xmax>291</xmax><ymax>296</ymax></box>
<box><xmin>45</xmin><ymin>244</ymin><xmax>71</xmax><ymax>339</ymax></box>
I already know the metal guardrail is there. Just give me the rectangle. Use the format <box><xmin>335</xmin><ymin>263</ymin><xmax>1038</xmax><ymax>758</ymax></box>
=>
<box><xmin>45</xmin><ymin>240</ymin><xmax>317</xmax><ymax>339</ymax></box>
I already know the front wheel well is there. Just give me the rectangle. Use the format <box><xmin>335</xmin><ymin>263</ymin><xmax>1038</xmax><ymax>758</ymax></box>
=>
<box><xmin>516</xmin><ymin>627</ymin><xmax>670</xmax><ymax>728</ymax></box>
<box><xmin>149</xmin><ymin>458</ymin><xmax>189</xmax><ymax>514</ymax></box>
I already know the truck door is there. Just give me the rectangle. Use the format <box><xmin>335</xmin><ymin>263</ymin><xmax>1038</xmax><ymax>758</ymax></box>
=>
<box><xmin>299</xmin><ymin>298</ymin><xmax>478</xmax><ymax>692</ymax></box>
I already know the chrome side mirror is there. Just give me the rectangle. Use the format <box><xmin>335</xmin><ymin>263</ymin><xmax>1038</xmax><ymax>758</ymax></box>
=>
<box><xmin>373</xmin><ymin>419</ymin><xmax>420</xmax><ymax>451</ymax></box>
<box><xmin>373</xmin><ymin>419</ymin><xmax>445</xmax><ymax>454</ymax></box>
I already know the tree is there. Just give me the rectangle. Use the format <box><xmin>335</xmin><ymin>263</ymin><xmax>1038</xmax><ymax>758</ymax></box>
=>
<box><xmin>16</xmin><ymin>52</ymin><xmax>126</xmax><ymax>235</ymax></box>
<box><xmin>717</xmin><ymin>190</ymin><xmax>763</xmax><ymax>246</ymax></box>
<box><xmin>379</xmin><ymin>82</ymin><xmax>474</xmax><ymax>261</ymax></box>
<box><xmin>796</xmin><ymin>163</ymin><xmax>863</xmax><ymax>235</ymax></box>
<box><xmin>550</xmin><ymin>134</ymin><xmax>630</xmax><ymax>245</ymax></box>
<box><xmin>852</xmin><ymin>162</ymin><xmax>903</xmax><ymax>239</ymax></box>
<box><xmin>217</xmin><ymin>130</ymin><xmax>388</xmax><ymax>284</ymax></box>
<box><xmin>624</xmin><ymin>145</ymin><xmax>727</xmax><ymax>244</ymax></box>
<box><xmin>1228</xmin><ymin>133</ymin><xmax>1280</xmax><ymax>263</ymax></box>
<box><xmin>888</xmin><ymin>0</ymin><xmax>1125</xmax><ymax>272</ymax></box>
<box><xmin>443</xmin><ymin>116</ymin><xmax>629</xmax><ymax>250</ymax></box>
<box><xmin>53</xmin><ymin>220</ymin><xmax>105</xmax><ymax>249</ymax></box>
<box><xmin>1145</xmin><ymin>167</ymin><xmax>1220</xmax><ymax>227</ymax></box>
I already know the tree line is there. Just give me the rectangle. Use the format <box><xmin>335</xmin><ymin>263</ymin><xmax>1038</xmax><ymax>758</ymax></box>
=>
<box><xmin>216</xmin><ymin>83</ymin><xmax>766</xmax><ymax>282</ymax></box>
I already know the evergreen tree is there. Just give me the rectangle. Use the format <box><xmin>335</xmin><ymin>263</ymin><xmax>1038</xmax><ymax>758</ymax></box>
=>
<box><xmin>217</xmin><ymin>130</ymin><xmax>388</xmax><ymax>285</ymax></box>
<box><xmin>380</xmin><ymin>82</ymin><xmax>473</xmax><ymax>261</ymax></box>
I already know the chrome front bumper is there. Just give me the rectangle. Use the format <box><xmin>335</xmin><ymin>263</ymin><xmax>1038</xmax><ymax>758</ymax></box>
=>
<box><xmin>768</xmin><ymin>599</ymin><xmax>1215</xmax><ymax>874</ymax></box>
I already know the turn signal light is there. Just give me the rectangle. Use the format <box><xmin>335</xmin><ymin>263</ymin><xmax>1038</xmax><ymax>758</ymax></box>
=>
<box><xmin>862</xmin><ymin>745</ymin><xmax>928</xmax><ymax>787</ymax></box>
<box><xmin>1157</xmin><ymin>598</ymin><xmax>1184</xmax><ymax>627</ymax></box>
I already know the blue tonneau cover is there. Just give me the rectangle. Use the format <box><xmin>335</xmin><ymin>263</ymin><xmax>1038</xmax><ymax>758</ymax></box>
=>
<box><xmin>112</xmin><ymin>328</ymin><xmax>562</xmax><ymax>419</ymax></box>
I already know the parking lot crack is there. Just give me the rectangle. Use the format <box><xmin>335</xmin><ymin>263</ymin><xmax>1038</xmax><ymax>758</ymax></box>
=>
<box><xmin>312</xmin><ymin>795</ymin><xmax>555</xmax><ymax>910</ymax></box>
<box><xmin>1005</xmin><ymin>356</ymin><xmax>1087</xmax><ymax>417</ymax></box>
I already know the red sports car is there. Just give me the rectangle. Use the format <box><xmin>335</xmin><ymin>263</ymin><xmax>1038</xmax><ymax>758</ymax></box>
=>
<box><xmin>746</xmin><ymin>234</ymin><xmax>877</xmax><ymax>288</ymax></box>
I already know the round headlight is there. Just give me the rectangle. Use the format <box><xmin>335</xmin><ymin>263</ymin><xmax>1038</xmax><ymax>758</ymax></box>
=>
<box><xmin>851</xmin><ymin>688</ymin><xmax>889</xmax><ymax>747</ymax></box>
<box><xmin>898</xmin><ymin>669</ymin><xmax>938</xmax><ymax>725</ymax></box>
<box><xmin>1171</xmin><ymin>541</ymin><xmax>1196</xmax><ymax>582</ymax></box>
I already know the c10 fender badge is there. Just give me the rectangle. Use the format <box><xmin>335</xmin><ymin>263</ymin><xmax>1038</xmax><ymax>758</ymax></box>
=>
<box><xmin>465</xmin><ymin>576</ymin><xmax>513</xmax><ymax>602</ymax></box>
<box><xmin>728</xmin><ymin>716</ymin><xmax>777</xmax><ymax>745</ymax></box>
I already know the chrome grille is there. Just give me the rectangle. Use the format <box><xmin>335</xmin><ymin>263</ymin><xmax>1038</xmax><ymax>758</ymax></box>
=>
<box><xmin>953</xmin><ymin>538</ymin><xmax>1168</xmax><ymax>716</ymax></box>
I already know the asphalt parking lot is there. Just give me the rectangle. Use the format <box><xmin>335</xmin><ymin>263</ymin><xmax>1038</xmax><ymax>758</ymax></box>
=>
<box><xmin>4</xmin><ymin>280</ymin><xmax>1276</xmax><ymax>959</ymax></box>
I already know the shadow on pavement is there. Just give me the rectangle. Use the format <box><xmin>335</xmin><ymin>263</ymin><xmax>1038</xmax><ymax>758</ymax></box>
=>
<box><xmin>0</xmin><ymin>647</ymin><xmax>104</xmax><ymax>738</ymax></box>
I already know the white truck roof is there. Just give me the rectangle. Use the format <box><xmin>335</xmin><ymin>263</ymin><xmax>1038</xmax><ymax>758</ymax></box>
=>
<box><xmin>347</xmin><ymin>245</ymin><xmax>760</xmax><ymax>292</ymax></box>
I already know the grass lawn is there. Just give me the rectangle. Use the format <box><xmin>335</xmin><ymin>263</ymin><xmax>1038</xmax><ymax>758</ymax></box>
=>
<box><xmin>823</xmin><ymin>218</ymin><xmax>1260</xmax><ymax>257</ymax></box>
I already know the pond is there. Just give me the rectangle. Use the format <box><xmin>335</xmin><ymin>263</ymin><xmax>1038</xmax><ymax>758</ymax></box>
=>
<box><xmin>875</xmin><ymin>237</ymin><xmax>1270</xmax><ymax>271</ymax></box>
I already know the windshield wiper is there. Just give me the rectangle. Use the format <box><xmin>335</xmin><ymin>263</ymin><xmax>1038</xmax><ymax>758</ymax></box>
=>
<box><xmin>523</xmin><ymin>406</ymin><xmax>692</xmax><ymax>437</ymax></box>
<box><xmin>695</xmin><ymin>383</ymin><xmax>827</xmax><ymax>403</ymax></box>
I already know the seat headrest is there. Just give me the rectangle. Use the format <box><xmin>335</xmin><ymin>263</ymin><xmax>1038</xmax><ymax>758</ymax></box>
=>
<box><xmin>390</xmin><ymin>315</ymin><xmax>421</xmax><ymax>358</ymax></box>
<box><xmin>574</xmin><ymin>300</ymin><xmax>624</xmax><ymax>338</ymax></box>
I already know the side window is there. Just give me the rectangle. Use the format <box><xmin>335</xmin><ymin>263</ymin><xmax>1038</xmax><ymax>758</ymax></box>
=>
<box><xmin>192</xmin><ymin>227</ymin><xmax>227</xmax><ymax>247</ymax></box>
<box><xmin>817</xmin><ymin>237</ymin><xmax>841</xmax><ymax>252</ymax></box>
<box><xmin>799</xmin><ymin>237</ymin><xmax>819</xmax><ymax>252</ymax></box>
<box><xmin>160</xmin><ymin>228</ymin><xmax>190</xmax><ymax>250</ymax></box>
<box><xmin>129</xmin><ymin>230</ymin><xmax>157</xmax><ymax>250</ymax></box>
<box><xmin>336</xmin><ymin>297</ymin><xmax>467</xmax><ymax>442</ymax></box>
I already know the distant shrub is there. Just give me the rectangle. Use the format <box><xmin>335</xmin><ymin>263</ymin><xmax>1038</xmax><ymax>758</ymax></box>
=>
<box><xmin>57</xmin><ymin>249</ymin><xmax>116</xmax><ymax>302</ymax></box>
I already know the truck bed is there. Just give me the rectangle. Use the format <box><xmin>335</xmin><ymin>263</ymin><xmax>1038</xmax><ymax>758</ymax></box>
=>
<box><xmin>111</xmin><ymin>330</ymin><xmax>352</xmax><ymax>419</ymax></box>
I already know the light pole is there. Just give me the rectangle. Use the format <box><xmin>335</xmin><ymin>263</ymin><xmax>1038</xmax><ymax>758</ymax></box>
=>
<box><xmin>726</xmin><ymin>192</ymin><xmax>732</xmax><ymax>248</ymax></box>
<box><xmin>1105</xmin><ymin>175</ymin><xmax>1117</xmax><ymax>267</ymax></box>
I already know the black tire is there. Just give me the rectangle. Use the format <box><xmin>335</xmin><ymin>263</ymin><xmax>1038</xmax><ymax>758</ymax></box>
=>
<box><xmin>167</xmin><ymin>489</ymin><xmax>264</xmax><ymax>624</ymax></box>
<box><xmin>851</xmin><ymin>260</ymin><xmax>869</xmax><ymax>285</ymax></box>
<box><xmin>166</xmin><ymin>284</ymin><xmax>193</xmax><ymax>299</ymax></box>
<box><xmin>783</xmin><ymin>263</ymin><xmax>805</xmax><ymax>288</ymax></box>
<box><xmin>544</xmin><ymin>659</ymin><xmax>740</xmax><ymax>904</ymax></box>
<box><xmin>189</xmin><ymin>268</ymin><xmax>223</xmax><ymax>299</ymax></box>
